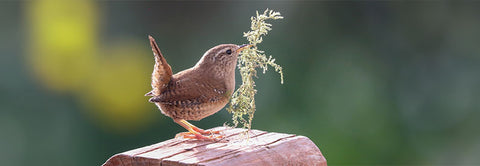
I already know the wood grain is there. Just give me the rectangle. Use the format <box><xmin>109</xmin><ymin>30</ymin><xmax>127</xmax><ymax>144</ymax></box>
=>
<box><xmin>103</xmin><ymin>127</ymin><xmax>327</xmax><ymax>166</ymax></box>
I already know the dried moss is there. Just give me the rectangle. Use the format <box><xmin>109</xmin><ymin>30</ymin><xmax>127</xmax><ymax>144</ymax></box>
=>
<box><xmin>227</xmin><ymin>9</ymin><xmax>284</xmax><ymax>130</ymax></box>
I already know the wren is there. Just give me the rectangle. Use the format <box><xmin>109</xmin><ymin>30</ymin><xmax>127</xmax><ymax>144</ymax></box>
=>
<box><xmin>145</xmin><ymin>35</ymin><xmax>249</xmax><ymax>140</ymax></box>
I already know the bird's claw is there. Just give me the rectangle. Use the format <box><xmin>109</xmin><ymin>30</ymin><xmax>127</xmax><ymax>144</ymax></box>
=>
<box><xmin>175</xmin><ymin>132</ymin><xmax>223</xmax><ymax>141</ymax></box>
<box><xmin>196</xmin><ymin>129</ymin><xmax>221</xmax><ymax>135</ymax></box>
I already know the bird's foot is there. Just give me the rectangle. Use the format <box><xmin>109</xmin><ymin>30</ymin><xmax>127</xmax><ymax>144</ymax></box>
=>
<box><xmin>175</xmin><ymin>132</ymin><xmax>223</xmax><ymax>141</ymax></box>
<box><xmin>173</xmin><ymin>119</ymin><xmax>223</xmax><ymax>140</ymax></box>
<box><xmin>194</xmin><ymin>128</ymin><xmax>221</xmax><ymax>135</ymax></box>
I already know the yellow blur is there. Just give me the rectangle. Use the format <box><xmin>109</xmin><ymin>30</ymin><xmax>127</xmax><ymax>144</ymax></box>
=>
<box><xmin>27</xmin><ymin>0</ymin><xmax>155</xmax><ymax>133</ymax></box>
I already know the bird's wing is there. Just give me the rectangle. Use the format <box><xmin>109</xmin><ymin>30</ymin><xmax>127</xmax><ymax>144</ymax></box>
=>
<box><xmin>146</xmin><ymin>35</ymin><xmax>173</xmax><ymax>96</ymax></box>
<box><xmin>152</xmin><ymin>77</ymin><xmax>229</xmax><ymax>108</ymax></box>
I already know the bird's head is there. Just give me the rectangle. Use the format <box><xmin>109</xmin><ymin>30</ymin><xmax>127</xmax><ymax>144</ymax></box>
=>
<box><xmin>195</xmin><ymin>44</ymin><xmax>251</xmax><ymax>69</ymax></box>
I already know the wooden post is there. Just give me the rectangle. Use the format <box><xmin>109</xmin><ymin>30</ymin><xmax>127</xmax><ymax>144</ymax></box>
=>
<box><xmin>103</xmin><ymin>127</ymin><xmax>327</xmax><ymax>166</ymax></box>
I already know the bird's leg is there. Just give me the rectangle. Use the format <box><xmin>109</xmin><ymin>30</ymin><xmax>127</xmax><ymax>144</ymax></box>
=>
<box><xmin>174</xmin><ymin>119</ymin><xmax>221</xmax><ymax>140</ymax></box>
<box><xmin>174</xmin><ymin>119</ymin><xmax>207</xmax><ymax>139</ymax></box>
<box><xmin>180</xmin><ymin>119</ymin><xmax>220</xmax><ymax>135</ymax></box>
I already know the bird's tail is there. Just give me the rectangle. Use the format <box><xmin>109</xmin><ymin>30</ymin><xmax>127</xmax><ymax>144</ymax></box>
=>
<box><xmin>145</xmin><ymin>35</ymin><xmax>173</xmax><ymax>96</ymax></box>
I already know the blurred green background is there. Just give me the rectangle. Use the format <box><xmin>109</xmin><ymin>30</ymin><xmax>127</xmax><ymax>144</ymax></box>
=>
<box><xmin>1</xmin><ymin>1</ymin><xmax>480</xmax><ymax>165</ymax></box>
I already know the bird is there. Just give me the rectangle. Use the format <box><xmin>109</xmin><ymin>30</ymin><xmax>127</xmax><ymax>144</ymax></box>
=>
<box><xmin>145</xmin><ymin>35</ymin><xmax>250</xmax><ymax>140</ymax></box>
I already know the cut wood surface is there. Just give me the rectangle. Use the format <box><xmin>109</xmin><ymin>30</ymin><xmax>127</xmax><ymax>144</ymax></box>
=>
<box><xmin>103</xmin><ymin>127</ymin><xmax>327</xmax><ymax>166</ymax></box>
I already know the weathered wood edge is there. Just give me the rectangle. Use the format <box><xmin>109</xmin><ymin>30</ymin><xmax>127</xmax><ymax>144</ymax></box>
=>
<box><xmin>103</xmin><ymin>127</ymin><xmax>327</xmax><ymax>166</ymax></box>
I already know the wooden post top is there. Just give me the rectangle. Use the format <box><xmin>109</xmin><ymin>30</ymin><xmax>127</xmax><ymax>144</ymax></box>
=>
<box><xmin>103</xmin><ymin>127</ymin><xmax>327</xmax><ymax>166</ymax></box>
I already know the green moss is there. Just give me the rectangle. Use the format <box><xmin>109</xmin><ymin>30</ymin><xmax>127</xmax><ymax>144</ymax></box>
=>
<box><xmin>227</xmin><ymin>9</ymin><xmax>284</xmax><ymax>130</ymax></box>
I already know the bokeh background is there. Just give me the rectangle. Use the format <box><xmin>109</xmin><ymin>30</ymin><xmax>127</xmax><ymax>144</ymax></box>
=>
<box><xmin>1</xmin><ymin>1</ymin><xmax>480</xmax><ymax>165</ymax></box>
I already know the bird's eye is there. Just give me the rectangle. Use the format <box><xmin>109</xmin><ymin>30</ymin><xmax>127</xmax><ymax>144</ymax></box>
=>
<box><xmin>226</xmin><ymin>49</ymin><xmax>232</xmax><ymax>55</ymax></box>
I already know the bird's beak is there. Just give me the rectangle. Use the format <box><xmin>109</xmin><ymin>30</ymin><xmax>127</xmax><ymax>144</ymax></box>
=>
<box><xmin>236</xmin><ymin>44</ymin><xmax>252</xmax><ymax>53</ymax></box>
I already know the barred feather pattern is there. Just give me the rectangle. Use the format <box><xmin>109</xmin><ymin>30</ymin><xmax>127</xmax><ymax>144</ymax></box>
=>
<box><xmin>148</xmin><ymin>35</ymin><xmax>172</xmax><ymax>96</ymax></box>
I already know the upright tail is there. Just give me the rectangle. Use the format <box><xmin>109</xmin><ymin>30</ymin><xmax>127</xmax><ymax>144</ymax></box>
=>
<box><xmin>145</xmin><ymin>35</ymin><xmax>173</xmax><ymax>97</ymax></box>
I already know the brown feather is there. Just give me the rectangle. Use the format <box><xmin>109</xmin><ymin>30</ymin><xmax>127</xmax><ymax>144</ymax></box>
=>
<box><xmin>148</xmin><ymin>35</ymin><xmax>173</xmax><ymax>96</ymax></box>
<box><xmin>155</xmin><ymin>70</ymin><xmax>231</xmax><ymax>120</ymax></box>
<box><xmin>145</xmin><ymin>38</ymin><xmax>242</xmax><ymax>121</ymax></box>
